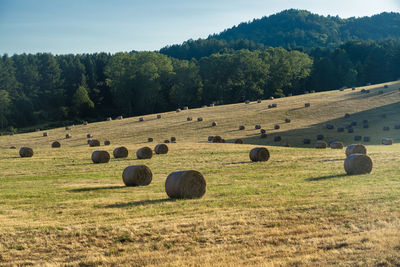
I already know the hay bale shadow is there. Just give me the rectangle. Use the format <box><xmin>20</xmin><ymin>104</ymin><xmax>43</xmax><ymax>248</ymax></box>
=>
<box><xmin>69</xmin><ymin>186</ymin><xmax>126</xmax><ymax>192</ymax></box>
<box><xmin>306</xmin><ymin>173</ymin><xmax>347</xmax><ymax>181</ymax></box>
<box><xmin>105</xmin><ymin>198</ymin><xmax>175</xmax><ymax>208</ymax></box>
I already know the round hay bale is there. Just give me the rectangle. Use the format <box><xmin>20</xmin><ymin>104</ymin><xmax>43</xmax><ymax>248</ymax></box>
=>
<box><xmin>87</xmin><ymin>139</ymin><xmax>92</xmax><ymax>144</ymax></box>
<box><xmin>269</xmin><ymin>96</ymin><xmax>274</xmax><ymax>100</ymax></box>
<box><xmin>367</xmin><ymin>83</ymin><xmax>371</xmax><ymax>86</ymax></box>
<box><xmin>382</xmin><ymin>138</ymin><xmax>393</xmax><ymax>145</ymax></box>
<box><xmin>183</xmin><ymin>106</ymin><xmax>188</xmax><ymax>110</ymax></box>
<box><xmin>394</xmin><ymin>124</ymin><xmax>400</xmax><ymax>130</ymax></box>
<box><xmin>347</xmin><ymin>128</ymin><xmax>354</xmax><ymax>133</ymax></box>
<box><xmin>147</xmin><ymin>137</ymin><xmax>153</xmax><ymax>142</ymax></box>
<box><xmin>66</xmin><ymin>133</ymin><xmax>72</xmax><ymax>139</ymax></box>
<box><xmin>249</xmin><ymin>147</ymin><xmax>270</xmax><ymax>162</ymax></box>
<box><xmin>303</xmin><ymin>138</ymin><xmax>311</xmax><ymax>144</ymax></box>
<box><xmin>83</xmin><ymin>121</ymin><xmax>88</xmax><ymax>125</ymax></box>
<box><xmin>260</xmin><ymin>133</ymin><xmax>267</xmax><ymax>138</ymax></box>
<box><xmin>65</xmin><ymin>126</ymin><xmax>71</xmax><ymax>130</ymax></box>
<box><xmin>122</xmin><ymin>165</ymin><xmax>152</xmax><ymax>186</ymax></box>
<box><xmin>9</xmin><ymin>132</ymin><xmax>14</xmax><ymax>136</ymax></box>
<box><xmin>260</xmin><ymin>129</ymin><xmax>266</xmax><ymax>134</ymax></box>
<box><xmin>383</xmin><ymin>126</ymin><xmax>390</xmax><ymax>131</ymax></box>
<box><xmin>285</xmin><ymin>118</ymin><xmax>291</xmax><ymax>123</ymax></box>
<box><xmin>257</xmin><ymin>99</ymin><xmax>262</xmax><ymax>103</ymax></box>
<box><xmin>10</xmin><ymin>146</ymin><xmax>16</xmax><ymax>149</ymax></box>
<box><xmin>209</xmin><ymin>103</ymin><xmax>214</xmax><ymax>107</ymax></box>
<box><xmin>87</xmin><ymin>133</ymin><xmax>93</xmax><ymax>138</ymax></box>
<box><xmin>305</xmin><ymin>103</ymin><xmax>310</xmax><ymax>107</ymax></box>
<box><xmin>35</xmin><ymin>128</ymin><xmax>40</xmax><ymax>132</ymax></box>
<box><xmin>255</xmin><ymin>124</ymin><xmax>261</xmax><ymax>129</ymax></box>
<box><xmin>89</xmin><ymin>139</ymin><xmax>100</xmax><ymax>147</ymax></box>
<box><xmin>19</xmin><ymin>147</ymin><xmax>33</xmax><ymax>157</ymax></box>
<box><xmin>326</xmin><ymin>123</ymin><xmax>334</xmax><ymax>130</ymax></box>
<box><xmin>344</xmin><ymin>154</ymin><xmax>373</xmax><ymax>175</ymax></box>
<box><xmin>351</xmin><ymin>121</ymin><xmax>357</xmax><ymax>126</ymax></box>
<box><xmin>164</xmin><ymin>139</ymin><xmax>170</xmax><ymax>143</ymax></box>
<box><xmin>363</xmin><ymin>136</ymin><xmax>370</xmax><ymax>142</ymax></box>
<box><xmin>288</xmin><ymin>93</ymin><xmax>293</xmax><ymax>96</ymax></box>
<box><xmin>344</xmin><ymin>113</ymin><xmax>350</xmax><ymax>118</ymax></box>
<box><xmin>346</xmin><ymin>144</ymin><xmax>367</xmax><ymax>157</ymax></box>
<box><xmin>139</xmin><ymin>117</ymin><xmax>144</xmax><ymax>122</ymax></box>
<box><xmin>311</xmin><ymin>90</ymin><xmax>315</xmax><ymax>93</ymax></box>
<box><xmin>337</xmin><ymin>127</ymin><xmax>344</xmax><ymax>132</ymax></box>
<box><xmin>352</xmin><ymin>87</ymin><xmax>356</xmax><ymax>90</ymax></box>
<box><xmin>274</xmin><ymin>136</ymin><xmax>281</xmax><ymax>142</ymax></box>
<box><xmin>157</xmin><ymin>114</ymin><xmax>161</xmax><ymax>119</ymax></box>
<box><xmin>136</xmin><ymin>147</ymin><xmax>152</xmax><ymax>159</ymax></box>
<box><xmin>245</xmin><ymin>100</ymin><xmax>250</xmax><ymax>104</ymax></box>
<box><xmin>187</xmin><ymin>117</ymin><xmax>193</xmax><ymax>121</ymax></box>
<box><xmin>91</xmin><ymin>150</ymin><xmax>110</xmax><ymax>164</ymax></box>
<box><xmin>274</xmin><ymin>124</ymin><xmax>280</xmax><ymax>130</ymax></box>
<box><xmin>239</xmin><ymin>125</ymin><xmax>245</xmax><ymax>130</ymax></box>
<box><xmin>361</xmin><ymin>89</ymin><xmax>366</xmax><ymax>93</ymax></box>
<box><xmin>104</xmin><ymin>140</ymin><xmax>111</xmax><ymax>146</ymax></box>
<box><xmin>155</xmin><ymin>144</ymin><xmax>169</xmax><ymax>154</ymax></box>
<box><xmin>315</xmin><ymin>141</ymin><xmax>327</xmax><ymax>149</ymax></box>
<box><xmin>271</xmin><ymin>103</ymin><xmax>277</xmax><ymax>108</ymax></box>
<box><xmin>43</xmin><ymin>132</ymin><xmax>48</xmax><ymax>137</ymax></box>
<box><xmin>304</xmin><ymin>91</ymin><xmax>309</xmax><ymax>94</ymax></box>
<box><xmin>354</xmin><ymin>136</ymin><xmax>362</xmax><ymax>141</ymax></box>
<box><xmin>106</xmin><ymin>117</ymin><xmax>112</xmax><ymax>121</ymax></box>
<box><xmin>316</xmin><ymin>134</ymin><xmax>324</xmax><ymax>140</ymax></box>
<box><xmin>165</xmin><ymin>170</ymin><xmax>206</xmax><ymax>199</ymax></box>
<box><xmin>171</xmin><ymin>137</ymin><xmax>176</xmax><ymax>143</ymax></box>
<box><xmin>268</xmin><ymin>104</ymin><xmax>273</xmax><ymax>109</ymax></box>
<box><xmin>235</xmin><ymin>139</ymin><xmax>243</xmax><ymax>144</ymax></box>
<box><xmin>208</xmin><ymin>136</ymin><xmax>214</xmax><ymax>142</ymax></box>
<box><xmin>212</xmin><ymin>136</ymin><xmax>223</xmax><ymax>143</ymax></box>
<box><xmin>176</xmin><ymin>108</ymin><xmax>181</xmax><ymax>112</ymax></box>
<box><xmin>330</xmin><ymin>141</ymin><xmax>344</xmax><ymax>149</ymax></box>
<box><xmin>197</xmin><ymin>117</ymin><xmax>203</xmax><ymax>122</ymax></box>
<box><xmin>384</xmin><ymin>85</ymin><xmax>389</xmax><ymax>88</ymax></box>
<box><xmin>116</xmin><ymin>115</ymin><xmax>123</xmax><ymax>120</ymax></box>
<box><xmin>113</xmin><ymin>146</ymin><xmax>128</xmax><ymax>158</ymax></box>
<box><xmin>211</xmin><ymin>121</ymin><xmax>217</xmax><ymax>127</ymax></box>
<box><xmin>362</xmin><ymin>123</ymin><xmax>369</xmax><ymax>129</ymax></box>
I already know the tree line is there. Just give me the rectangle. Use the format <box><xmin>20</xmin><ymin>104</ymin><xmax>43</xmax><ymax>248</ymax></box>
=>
<box><xmin>1</xmin><ymin>39</ymin><xmax>400</xmax><ymax>132</ymax></box>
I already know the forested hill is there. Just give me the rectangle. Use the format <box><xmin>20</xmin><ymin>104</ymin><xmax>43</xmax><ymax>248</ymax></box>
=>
<box><xmin>160</xmin><ymin>9</ymin><xmax>400</xmax><ymax>60</ymax></box>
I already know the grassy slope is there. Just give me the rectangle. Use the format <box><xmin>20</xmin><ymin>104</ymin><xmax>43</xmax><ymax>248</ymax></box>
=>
<box><xmin>0</xmin><ymin>82</ymin><xmax>399</xmax><ymax>266</ymax></box>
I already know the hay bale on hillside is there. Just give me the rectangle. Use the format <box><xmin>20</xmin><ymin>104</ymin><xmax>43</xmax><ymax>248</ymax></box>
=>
<box><xmin>165</xmin><ymin>170</ymin><xmax>206</xmax><ymax>199</ymax></box>
<box><xmin>288</xmin><ymin>93</ymin><xmax>292</xmax><ymax>97</ymax></box>
<box><xmin>66</xmin><ymin>133</ymin><xmax>72</xmax><ymax>139</ymax></box>
<box><xmin>347</xmin><ymin>128</ymin><xmax>354</xmax><ymax>133</ymax></box>
<box><xmin>147</xmin><ymin>137</ymin><xmax>153</xmax><ymax>142</ymax></box>
<box><xmin>330</xmin><ymin>141</ymin><xmax>344</xmax><ymax>149</ymax></box>
<box><xmin>305</xmin><ymin>103</ymin><xmax>310</xmax><ymax>107</ymax></box>
<box><xmin>139</xmin><ymin>117</ymin><xmax>144</xmax><ymax>122</ymax></box>
<box><xmin>382</xmin><ymin>138</ymin><xmax>393</xmax><ymax>145</ymax></box>
<box><xmin>363</xmin><ymin>136</ymin><xmax>370</xmax><ymax>142</ymax></box>
<box><xmin>104</xmin><ymin>140</ymin><xmax>110</xmax><ymax>146</ymax></box>
<box><xmin>354</xmin><ymin>136</ymin><xmax>362</xmax><ymax>141</ymax></box>
<box><xmin>285</xmin><ymin>118</ymin><xmax>291</xmax><ymax>123</ymax></box>
<box><xmin>106</xmin><ymin>117</ymin><xmax>112</xmax><ymax>121</ymax></box>
<box><xmin>274</xmin><ymin>136</ymin><xmax>281</xmax><ymax>142</ymax></box>
<box><xmin>197</xmin><ymin>117</ymin><xmax>203</xmax><ymax>122</ymax></box>
<box><xmin>211</xmin><ymin>121</ymin><xmax>217</xmax><ymax>127</ymax></box>
<box><xmin>208</xmin><ymin>136</ymin><xmax>214</xmax><ymax>142</ymax></box>
<box><xmin>157</xmin><ymin>114</ymin><xmax>161</xmax><ymax>119</ymax></box>
<box><xmin>361</xmin><ymin>89</ymin><xmax>366</xmax><ymax>93</ymax></box>
<box><xmin>87</xmin><ymin>139</ymin><xmax>92</xmax><ymax>144</ymax></box>
<box><xmin>65</xmin><ymin>126</ymin><xmax>71</xmax><ymax>130</ymax></box>
<box><xmin>51</xmin><ymin>141</ymin><xmax>61</xmax><ymax>148</ymax></box>
<box><xmin>83</xmin><ymin>121</ymin><xmax>88</xmax><ymax>125</ymax></box>
<box><xmin>367</xmin><ymin>83</ymin><xmax>371</xmax><ymax>86</ymax></box>
<box><xmin>257</xmin><ymin>99</ymin><xmax>262</xmax><ymax>103</ymax></box>
<box><xmin>249</xmin><ymin>147</ymin><xmax>270</xmax><ymax>162</ymax></box>
<box><xmin>183</xmin><ymin>106</ymin><xmax>189</xmax><ymax>110</ymax></box>
<box><xmin>337</xmin><ymin>127</ymin><xmax>344</xmax><ymax>132</ymax></box>
<box><xmin>384</xmin><ymin>85</ymin><xmax>389</xmax><ymax>88</ymax></box>
<box><xmin>171</xmin><ymin>137</ymin><xmax>176</xmax><ymax>143</ymax></box>
<box><xmin>19</xmin><ymin>147</ymin><xmax>33</xmax><ymax>158</ymax></box>
<box><xmin>91</xmin><ymin>150</ymin><xmax>110</xmax><ymax>164</ymax></box>
<box><xmin>260</xmin><ymin>133</ymin><xmax>267</xmax><ymax>138</ymax></box>
<box><xmin>87</xmin><ymin>133</ymin><xmax>93</xmax><ymax>138</ymax></box>
<box><xmin>268</xmin><ymin>104</ymin><xmax>273</xmax><ymax>109</ymax></box>
<box><xmin>269</xmin><ymin>96</ymin><xmax>274</xmax><ymax>100</ymax></box>
<box><xmin>209</xmin><ymin>103</ymin><xmax>215</xmax><ymax>107</ymax></box>
<box><xmin>136</xmin><ymin>147</ymin><xmax>152</xmax><ymax>159</ymax></box>
<box><xmin>394</xmin><ymin>124</ymin><xmax>400</xmax><ymax>129</ymax></box>
<box><xmin>9</xmin><ymin>132</ymin><xmax>14</xmax><ymax>136</ymax></box>
<box><xmin>187</xmin><ymin>117</ymin><xmax>193</xmax><ymax>121</ymax></box>
<box><xmin>116</xmin><ymin>115</ymin><xmax>123</xmax><ymax>120</ymax></box>
<box><xmin>89</xmin><ymin>139</ymin><xmax>100</xmax><ymax>147</ymax></box>
<box><xmin>303</xmin><ymin>138</ymin><xmax>311</xmax><ymax>144</ymax></box>
<box><xmin>315</xmin><ymin>141</ymin><xmax>327</xmax><ymax>149</ymax></box>
<box><xmin>326</xmin><ymin>123</ymin><xmax>334</xmax><ymax>130</ymax></box>
<box><xmin>362</xmin><ymin>123</ymin><xmax>369</xmax><ymax>129</ymax></box>
<box><xmin>122</xmin><ymin>165</ymin><xmax>152</xmax><ymax>186</ymax></box>
<box><xmin>272</xmin><ymin>103</ymin><xmax>277</xmax><ymax>108</ymax></box>
<box><xmin>311</xmin><ymin>90</ymin><xmax>315</xmax><ymax>93</ymax></box>
<box><xmin>260</xmin><ymin>129</ymin><xmax>266</xmax><ymax>134</ymax></box>
<box><xmin>239</xmin><ymin>125</ymin><xmax>245</xmax><ymax>130</ymax></box>
<box><xmin>113</xmin><ymin>146</ymin><xmax>128</xmax><ymax>158</ymax></box>
<box><xmin>255</xmin><ymin>124</ymin><xmax>261</xmax><ymax>129</ymax></box>
<box><xmin>344</xmin><ymin>154</ymin><xmax>372</xmax><ymax>175</ymax></box>
<box><xmin>352</xmin><ymin>87</ymin><xmax>356</xmax><ymax>90</ymax></box>
<box><xmin>164</xmin><ymin>139</ymin><xmax>170</xmax><ymax>143</ymax></box>
<box><xmin>212</xmin><ymin>136</ymin><xmax>223</xmax><ymax>143</ymax></box>
<box><xmin>383</xmin><ymin>126</ymin><xmax>390</xmax><ymax>131</ymax></box>
<box><xmin>346</xmin><ymin>144</ymin><xmax>367</xmax><ymax>157</ymax></box>
<box><xmin>155</xmin><ymin>144</ymin><xmax>169</xmax><ymax>154</ymax></box>
<box><xmin>235</xmin><ymin>139</ymin><xmax>243</xmax><ymax>144</ymax></box>
<box><xmin>344</xmin><ymin>113</ymin><xmax>350</xmax><ymax>118</ymax></box>
<box><xmin>316</xmin><ymin>134</ymin><xmax>324</xmax><ymax>140</ymax></box>
<box><xmin>274</xmin><ymin>124</ymin><xmax>280</xmax><ymax>130</ymax></box>
<box><xmin>304</xmin><ymin>91</ymin><xmax>309</xmax><ymax>94</ymax></box>
<box><xmin>42</xmin><ymin>132</ymin><xmax>48</xmax><ymax>137</ymax></box>
<box><xmin>176</xmin><ymin>108</ymin><xmax>181</xmax><ymax>112</ymax></box>
<box><xmin>245</xmin><ymin>100</ymin><xmax>250</xmax><ymax>104</ymax></box>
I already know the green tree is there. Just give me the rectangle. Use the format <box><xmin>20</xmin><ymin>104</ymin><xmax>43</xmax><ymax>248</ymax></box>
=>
<box><xmin>71</xmin><ymin>86</ymin><xmax>94</xmax><ymax>118</ymax></box>
<box><xmin>0</xmin><ymin>90</ymin><xmax>11</xmax><ymax>129</ymax></box>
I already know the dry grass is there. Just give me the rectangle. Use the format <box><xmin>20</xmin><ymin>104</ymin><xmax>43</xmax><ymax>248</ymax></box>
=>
<box><xmin>0</xmin><ymin>81</ymin><xmax>400</xmax><ymax>266</ymax></box>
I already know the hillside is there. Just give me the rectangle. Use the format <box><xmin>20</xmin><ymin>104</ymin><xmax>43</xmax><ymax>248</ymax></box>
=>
<box><xmin>1</xmin><ymin>81</ymin><xmax>400</xmax><ymax>265</ymax></box>
<box><xmin>160</xmin><ymin>9</ymin><xmax>400</xmax><ymax>59</ymax></box>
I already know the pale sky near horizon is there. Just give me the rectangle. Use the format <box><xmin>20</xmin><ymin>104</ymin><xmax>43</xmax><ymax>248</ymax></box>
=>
<box><xmin>1</xmin><ymin>0</ymin><xmax>399</xmax><ymax>55</ymax></box>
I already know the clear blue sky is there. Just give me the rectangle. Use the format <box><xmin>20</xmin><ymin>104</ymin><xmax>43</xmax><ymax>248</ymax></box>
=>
<box><xmin>1</xmin><ymin>0</ymin><xmax>399</xmax><ymax>55</ymax></box>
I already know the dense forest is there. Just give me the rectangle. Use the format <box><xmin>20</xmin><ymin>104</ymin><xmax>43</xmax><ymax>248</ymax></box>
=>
<box><xmin>160</xmin><ymin>10</ymin><xmax>400</xmax><ymax>59</ymax></box>
<box><xmin>1</xmin><ymin>10</ymin><xmax>400</xmax><ymax>132</ymax></box>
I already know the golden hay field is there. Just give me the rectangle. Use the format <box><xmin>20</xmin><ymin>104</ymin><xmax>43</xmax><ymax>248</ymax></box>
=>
<box><xmin>0</xmin><ymin>82</ymin><xmax>399</xmax><ymax>266</ymax></box>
